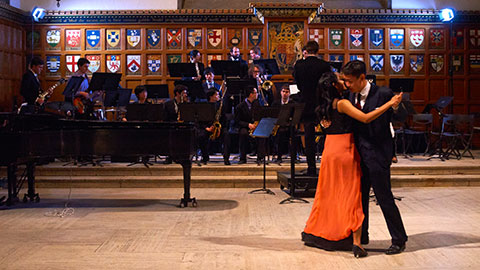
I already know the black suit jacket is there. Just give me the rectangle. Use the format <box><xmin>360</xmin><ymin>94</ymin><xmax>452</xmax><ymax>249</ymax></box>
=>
<box><xmin>20</xmin><ymin>70</ymin><xmax>41</xmax><ymax>105</ymax></box>
<box><xmin>350</xmin><ymin>84</ymin><xmax>394</xmax><ymax>168</ymax></box>
<box><xmin>293</xmin><ymin>56</ymin><xmax>331</xmax><ymax>118</ymax></box>
<box><xmin>202</xmin><ymin>81</ymin><xmax>222</xmax><ymax>94</ymax></box>
<box><xmin>164</xmin><ymin>99</ymin><xmax>178</xmax><ymax>122</ymax></box>
<box><xmin>235</xmin><ymin>99</ymin><xmax>260</xmax><ymax>129</ymax></box>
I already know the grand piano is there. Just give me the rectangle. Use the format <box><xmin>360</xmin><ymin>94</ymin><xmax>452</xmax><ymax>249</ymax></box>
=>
<box><xmin>0</xmin><ymin>112</ymin><xmax>196</xmax><ymax>207</ymax></box>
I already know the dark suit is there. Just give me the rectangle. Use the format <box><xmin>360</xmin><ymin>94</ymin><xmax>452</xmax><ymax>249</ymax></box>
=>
<box><xmin>293</xmin><ymin>56</ymin><xmax>331</xmax><ymax>174</ymax></box>
<box><xmin>271</xmin><ymin>99</ymin><xmax>295</xmax><ymax>159</ymax></box>
<box><xmin>350</xmin><ymin>84</ymin><xmax>408</xmax><ymax>246</ymax></box>
<box><xmin>202</xmin><ymin>81</ymin><xmax>222</xmax><ymax>95</ymax></box>
<box><xmin>164</xmin><ymin>99</ymin><xmax>179</xmax><ymax>122</ymax></box>
<box><xmin>235</xmin><ymin>99</ymin><xmax>262</xmax><ymax>161</ymax></box>
<box><xmin>20</xmin><ymin>70</ymin><xmax>41</xmax><ymax>113</ymax></box>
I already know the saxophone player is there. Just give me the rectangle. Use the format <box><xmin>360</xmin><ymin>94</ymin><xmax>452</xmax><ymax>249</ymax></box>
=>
<box><xmin>163</xmin><ymin>84</ymin><xmax>188</xmax><ymax>164</ymax></box>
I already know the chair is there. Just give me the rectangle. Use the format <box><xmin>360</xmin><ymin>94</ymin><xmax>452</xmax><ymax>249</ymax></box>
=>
<box><xmin>429</xmin><ymin>114</ymin><xmax>458</xmax><ymax>161</ymax></box>
<box><xmin>454</xmin><ymin>114</ymin><xmax>475</xmax><ymax>159</ymax></box>
<box><xmin>404</xmin><ymin>114</ymin><xmax>433</xmax><ymax>155</ymax></box>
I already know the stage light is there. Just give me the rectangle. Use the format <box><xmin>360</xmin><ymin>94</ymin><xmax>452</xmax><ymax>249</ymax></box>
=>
<box><xmin>31</xmin><ymin>6</ymin><xmax>46</xmax><ymax>22</ymax></box>
<box><xmin>439</xmin><ymin>8</ymin><xmax>455</xmax><ymax>22</ymax></box>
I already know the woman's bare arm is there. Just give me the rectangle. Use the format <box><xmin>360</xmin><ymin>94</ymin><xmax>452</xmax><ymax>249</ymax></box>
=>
<box><xmin>337</xmin><ymin>93</ymin><xmax>402</xmax><ymax>123</ymax></box>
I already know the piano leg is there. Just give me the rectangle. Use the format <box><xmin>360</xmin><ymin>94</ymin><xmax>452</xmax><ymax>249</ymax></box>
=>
<box><xmin>178</xmin><ymin>160</ymin><xmax>197</xmax><ymax>208</ymax></box>
<box><xmin>6</xmin><ymin>164</ymin><xmax>19</xmax><ymax>206</ymax></box>
<box><xmin>24</xmin><ymin>162</ymin><xmax>40</xmax><ymax>203</ymax></box>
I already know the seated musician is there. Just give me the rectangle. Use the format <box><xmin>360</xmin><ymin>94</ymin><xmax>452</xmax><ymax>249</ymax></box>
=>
<box><xmin>235</xmin><ymin>87</ymin><xmax>265</xmax><ymax>165</ymax></box>
<box><xmin>133</xmin><ymin>85</ymin><xmax>150</xmax><ymax>104</ymax></box>
<box><xmin>202</xmin><ymin>67</ymin><xmax>221</xmax><ymax>95</ymax></box>
<box><xmin>249</xmin><ymin>64</ymin><xmax>273</xmax><ymax>106</ymax></box>
<box><xmin>163</xmin><ymin>84</ymin><xmax>188</xmax><ymax>164</ymax></box>
<box><xmin>69</xmin><ymin>58</ymin><xmax>91</xmax><ymax>101</ymax></box>
<box><xmin>271</xmin><ymin>84</ymin><xmax>294</xmax><ymax>163</ymax></box>
<box><xmin>196</xmin><ymin>89</ymin><xmax>220</xmax><ymax>165</ymax></box>
<box><xmin>19</xmin><ymin>56</ymin><xmax>44</xmax><ymax>114</ymax></box>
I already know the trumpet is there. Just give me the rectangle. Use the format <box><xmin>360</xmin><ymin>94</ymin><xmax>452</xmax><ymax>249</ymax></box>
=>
<box><xmin>257</xmin><ymin>75</ymin><xmax>272</xmax><ymax>106</ymax></box>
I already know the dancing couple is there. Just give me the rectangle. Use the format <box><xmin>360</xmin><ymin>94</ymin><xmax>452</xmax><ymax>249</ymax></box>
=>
<box><xmin>301</xmin><ymin>60</ymin><xmax>408</xmax><ymax>258</ymax></box>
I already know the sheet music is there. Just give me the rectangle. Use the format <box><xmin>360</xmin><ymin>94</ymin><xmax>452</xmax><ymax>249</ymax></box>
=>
<box><xmin>289</xmin><ymin>84</ymin><xmax>300</xmax><ymax>95</ymax></box>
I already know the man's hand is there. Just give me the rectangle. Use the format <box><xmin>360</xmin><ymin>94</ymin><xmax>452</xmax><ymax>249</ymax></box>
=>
<box><xmin>35</xmin><ymin>97</ymin><xmax>44</xmax><ymax>105</ymax></box>
<box><xmin>206</xmin><ymin>126</ymin><xmax>213</xmax><ymax>132</ymax></box>
<box><xmin>391</xmin><ymin>92</ymin><xmax>403</xmax><ymax>109</ymax></box>
<box><xmin>248</xmin><ymin>123</ymin><xmax>256</xmax><ymax>130</ymax></box>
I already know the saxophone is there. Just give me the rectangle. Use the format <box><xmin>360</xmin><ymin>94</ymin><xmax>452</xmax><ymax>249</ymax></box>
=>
<box><xmin>177</xmin><ymin>94</ymin><xmax>184</xmax><ymax>122</ymax></box>
<box><xmin>209</xmin><ymin>81</ymin><xmax>226</xmax><ymax>140</ymax></box>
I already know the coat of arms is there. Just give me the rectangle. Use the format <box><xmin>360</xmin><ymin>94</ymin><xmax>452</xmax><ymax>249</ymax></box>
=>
<box><xmin>430</xmin><ymin>55</ymin><xmax>444</xmax><ymax>72</ymax></box>
<box><xmin>86</xmin><ymin>30</ymin><xmax>100</xmax><ymax>49</ymax></box>
<box><xmin>208</xmin><ymin>29</ymin><xmax>222</xmax><ymax>48</ymax></box>
<box><xmin>127</xmin><ymin>55</ymin><xmax>141</xmax><ymax>73</ymax></box>
<box><xmin>167</xmin><ymin>29</ymin><xmax>181</xmax><ymax>49</ymax></box>
<box><xmin>147</xmin><ymin>29</ymin><xmax>161</xmax><ymax>48</ymax></box>
<box><xmin>452</xmin><ymin>29</ymin><xmax>464</xmax><ymax>48</ymax></box>
<box><xmin>370</xmin><ymin>29</ymin><xmax>383</xmax><ymax>48</ymax></box>
<box><xmin>309</xmin><ymin>29</ymin><xmax>324</xmax><ymax>46</ymax></box>
<box><xmin>430</xmin><ymin>29</ymin><xmax>444</xmax><ymax>48</ymax></box>
<box><xmin>147</xmin><ymin>55</ymin><xmax>161</xmax><ymax>73</ymax></box>
<box><xmin>127</xmin><ymin>29</ymin><xmax>141</xmax><ymax>48</ymax></box>
<box><xmin>106</xmin><ymin>29</ymin><xmax>120</xmax><ymax>48</ymax></box>
<box><xmin>469</xmin><ymin>55</ymin><xmax>480</xmax><ymax>69</ymax></box>
<box><xmin>330</xmin><ymin>29</ymin><xmax>343</xmax><ymax>47</ymax></box>
<box><xmin>350</xmin><ymin>29</ymin><xmax>363</xmax><ymax>48</ymax></box>
<box><xmin>86</xmin><ymin>55</ymin><xmax>100</xmax><ymax>73</ymax></box>
<box><xmin>46</xmin><ymin>55</ymin><xmax>60</xmax><ymax>73</ymax></box>
<box><xmin>452</xmin><ymin>55</ymin><xmax>463</xmax><ymax>72</ymax></box>
<box><xmin>187</xmin><ymin>29</ymin><xmax>202</xmax><ymax>48</ymax></box>
<box><xmin>370</xmin><ymin>55</ymin><xmax>384</xmax><ymax>72</ymax></box>
<box><xmin>66</xmin><ymin>30</ymin><xmax>81</xmax><ymax>48</ymax></box>
<box><xmin>410</xmin><ymin>29</ymin><xmax>425</xmax><ymax>48</ymax></box>
<box><xmin>390</xmin><ymin>29</ymin><xmax>404</xmax><ymax>48</ymax></box>
<box><xmin>248</xmin><ymin>29</ymin><xmax>262</xmax><ymax>46</ymax></box>
<box><xmin>410</xmin><ymin>55</ymin><xmax>424</xmax><ymax>73</ymax></box>
<box><xmin>46</xmin><ymin>30</ymin><xmax>60</xmax><ymax>48</ymax></box>
<box><xmin>106</xmin><ymin>55</ymin><xmax>121</xmax><ymax>73</ymax></box>
<box><xmin>66</xmin><ymin>55</ymin><xmax>80</xmax><ymax>73</ymax></box>
<box><xmin>390</xmin><ymin>55</ymin><xmax>404</xmax><ymax>73</ymax></box>
<box><xmin>470</xmin><ymin>29</ymin><xmax>480</xmax><ymax>48</ymax></box>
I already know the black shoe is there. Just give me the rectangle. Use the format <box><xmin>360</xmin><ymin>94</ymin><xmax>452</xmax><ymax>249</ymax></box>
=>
<box><xmin>238</xmin><ymin>159</ymin><xmax>247</xmax><ymax>164</ymax></box>
<box><xmin>256</xmin><ymin>159</ymin><xmax>262</xmax><ymax>166</ymax></box>
<box><xmin>275</xmin><ymin>158</ymin><xmax>282</xmax><ymax>164</ymax></box>
<box><xmin>385</xmin><ymin>244</ymin><xmax>406</xmax><ymax>255</ymax></box>
<box><xmin>224</xmin><ymin>160</ymin><xmax>231</xmax><ymax>165</ymax></box>
<box><xmin>361</xmin><ymin>237</ymin><xmax>369</xmax><ymax>245</ymax></box>
<box><xmin>202</xmin><ymin>161</ymin><xmax>208</xmax><ymax>165</ymax></box>
<box><xmin>353</xmin><ymin>245</ymin><xmax>368</xmax><ymax>258</ymax></box>
<box><xmin>163</xmin><ymin>158</ymin><xmax>172</xmax><ymax>165</ymax></box>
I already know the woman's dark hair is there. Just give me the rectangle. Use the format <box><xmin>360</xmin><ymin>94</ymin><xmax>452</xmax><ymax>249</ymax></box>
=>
<box><xmin>315</xmin><ymin>72</ymin><xmax>341</xmax><ymax>121</ymax></box>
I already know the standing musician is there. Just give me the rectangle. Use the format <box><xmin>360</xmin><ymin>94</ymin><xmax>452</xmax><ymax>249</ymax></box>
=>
<box><xmin>202</xmin><ymin>67</ymin><xmax>221</xmax><ymax>95</ymax></box>
<box><xmin>293</xmin><ymin>40</ymin><xmax>331</xmax><ymax>176</ymax></box>
<box><xmin>271</xmin><ymin>84</ymin><xmax>295</xmax><ymax>163</ymax></box>
<box><xmin>188</xmin><ymin>50</ymin><xmax>205</xmax><ymax>82</ymax></box>
<box><xmin>235</xmin><ymin>87</ymin><xmax>265</xmax><ymax>165</ymax></box>
<box><xmin>19</xmin><ymin>57</ymin><xmax>45</xmax><ymax>114</ymax></box>
<box><xmin>249</xmin><ymin>46</ymin><xmax>262</xmax><ymax>63</ymax></box>
<box><xmin>229</xmin><ymin>46</ymin><xmax>248</xmax><ymax>78</ymax></box>
<box><xmin>249</xmin><ymin>64</ymin><xmax>273</xmax><ymax>107</ymax></box>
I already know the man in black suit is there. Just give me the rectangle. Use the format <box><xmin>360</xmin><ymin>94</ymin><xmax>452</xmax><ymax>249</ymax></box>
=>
<box><xmin>293</xmin><ymin>40</ymin><xmax>331</xmax><ymax>175</ymax></box>
<box><xmin>202</xmin><ymin>67</ymin><xmax>222</xmax><ymax>95</ymax></box>
<box><xmin>163</xmin><ymin>84</ymin><xmax>189</xmax><ymax>164</ymax></box>
<box><xmin>229</xmin><ymin>46</ymin><xmax>248</xmax><ymax>78</ymax></box>
<box><xmin>271</xmin><ymin>84</ymin><xmax>294</xmax><ymax>163</ymax></box>
<box><xmin>342</xmin><ymin>60</ymin><xmax>408</xmax><ymax>255</ymax></box>
<box><xmin>234</xmin><ymin>87</ymin><xmax>261</xmax><ymax>164</ymax></box>
<box><xmin>20</xmin><ymin>56</ymin><xmax>44</xmax><ymax>113</ymax></box>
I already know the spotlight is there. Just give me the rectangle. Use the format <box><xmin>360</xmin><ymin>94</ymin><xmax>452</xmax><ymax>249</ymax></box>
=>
<box><xmin>439</xmin><ymin>8</ymin><xmax>455</xmax><ymax>22</ymax></box>
<box><xmin>31</xmin><ymin>6</ymin><xmax>46</xmax><ymax>22</ymax></box>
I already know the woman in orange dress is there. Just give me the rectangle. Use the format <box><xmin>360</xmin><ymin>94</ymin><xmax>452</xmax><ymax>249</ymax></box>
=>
<box><xmin>302</xmin><ymin>72</ymin><xmax>402</xmax><ymax>258</ymax></box>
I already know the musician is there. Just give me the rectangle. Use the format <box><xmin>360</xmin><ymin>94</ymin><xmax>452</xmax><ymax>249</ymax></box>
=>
<box><xmin>134</xmin><ymin>85</ymin><xmax>150</xmax><ymax>104</ymax></box>
<box><xmin>202</xmin><ymin>67</ymin><xmax>221</xmax><ymax>95</ymax></box>
<box><xmin>249</xmin><ymin>64</ymin><xmax>273</xmax><ymax>106</ymax></box>
<box><xmin>235</xmin><ymin>87</ymin><xmax>264</xmax><ymax>164</ymax></box>
<box><xmin>196</xmin><ymin>89</ymin><xmax>221</xmax><ymax>164</ymax></box>
<box><xmin>229</xmin><ymin>46</ymin><xmax>248</xmax><ymax>77</ymax></box>
<box><xmin>249</xmin><ymin>46</ymin><xmax>262</xmax><ymax>63</ymax></box>
<box><xmin>272</xmin><ymin>84</ymin><xmax>294</xmax><ymax>163</ymax></box>
<box><xmin>72</xmin><ymin>58</ymin><xmax>91</xmax><ymax>98</ymax></box>
<box><xmin>164</xmin><ymin>84</ymin><xmax>188</xmax><ymax>122</ymax></box>
<box><xmin>20</xmin><ymin>56</ymin><xmax>44</xmax><ymax>113</ymax></box>
<box><xmin>188</xmin><ymin>50</ymin><xmax>204</xmax><ymax>81</ymax></box>
<box><xmin>293</xmin><ymin>40</ymin><xmax>331</xmax><ymax>176</ymax></box>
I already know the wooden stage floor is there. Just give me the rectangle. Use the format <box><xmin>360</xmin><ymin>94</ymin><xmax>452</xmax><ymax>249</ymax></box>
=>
<box><xmin>1</xmin><ymin>187</ymin><xmax>479</xmax><ymax>269</ymax></box>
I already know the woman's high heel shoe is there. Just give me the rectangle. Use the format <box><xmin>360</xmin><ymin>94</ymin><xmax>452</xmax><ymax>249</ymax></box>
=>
<box><xmin>353</xmin><ymin>245</ymin><xmax>368</xmax><ymax>258</ymax></box>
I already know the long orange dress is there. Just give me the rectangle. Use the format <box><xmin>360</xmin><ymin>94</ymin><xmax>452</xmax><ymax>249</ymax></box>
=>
<box><xmin>302</xmin><ymin>109</ymin><xmax>364</xmax><ymax>251</ymax></box>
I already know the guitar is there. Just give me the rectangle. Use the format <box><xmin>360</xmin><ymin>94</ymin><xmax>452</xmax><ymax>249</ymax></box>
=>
<box><xmin>34</xmin><ymin>78</ymin><xmax>66</xmax><ymax>112</ymax></box>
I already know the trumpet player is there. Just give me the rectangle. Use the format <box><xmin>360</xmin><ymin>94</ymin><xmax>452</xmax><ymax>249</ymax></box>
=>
<box><xmin>249</xmin><ymin>64</ymin><xmax>273</xmax><ymax>106</ymax></box>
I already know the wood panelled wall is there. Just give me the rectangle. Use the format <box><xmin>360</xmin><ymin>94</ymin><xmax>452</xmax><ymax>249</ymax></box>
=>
<box><xmin>0</xmin><ymin>18</ymin><xmax>24</xmax><ymax>111</ymax></box>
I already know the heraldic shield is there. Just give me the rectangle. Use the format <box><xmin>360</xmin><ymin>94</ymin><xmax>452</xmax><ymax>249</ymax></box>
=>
<box><xmin>390</xmin><ymin>55</ymin><xmax>404</xmax><ymax>72</ymax></box>
<box><xmin>390</xmin><ymin>29</ymin><xmax>404</xmax><ymax>48</ymax></box>
<box><xmin>147</xmin><ymin>29</ymin><xmax>161</xmax><ymax>47</ymax></box>
<box><xmin>86</xmin><ymin>30</ymin><xmax>100</xmax><ymax>48</ymax></box>
<box><xmin>410</xmin><ymin>55</ymin><xmax>424</xmax><ymax>73</ymax></box>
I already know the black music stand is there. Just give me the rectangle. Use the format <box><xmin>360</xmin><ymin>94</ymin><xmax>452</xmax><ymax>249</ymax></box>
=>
<box><xmin>88</xmin><ymin>72</ymin><xmax>122</xmax><ymax>92</ymax></box>
<box><xmin>62</xmin><ymin>76</ymin><xmax>85</xmax><ymax>102</ymax></box>
<box><xmin>174</xmin><ymin>80</ymin><xmax>204</xmax><ymax>102</ymax></box>
<box><xmin>422</xmin><ymin>96</ymin><xmax>453</xmax><ymax>116</ymax></box>
<box><xmin>249</xmin><ymin>117</ymin><xmax>278</xmax><ymax>195</ymax></box>
<box><xmin>178</xmin><ymin>103</ymin><xmax>216</xmax><ymax>123</ymax></box>
<box><xmin>329</xmin><ymin>61</ymin><xmax>343</xmax><ymax>72</ymax></box>
<box><xmin>126</xmin><ymin>104</ymin><xmax>165</xmax><ymax>121</ymax></box>
<box><xmin>167</xmin><ymin>63</ymin><xmax>197</xmax><ymax>78</ymax></box>
<box><xmin>253</xmin><ymin>59</ymin><xmax>280</xmax><ymax>77</ymax></box>
<box><xmin>389</xmin><ymin>78</ymin><xmax>415</xmax><ymax>93</ymax></box>
<box><xmin>104</xmin><ymin>88</ymin><xmax>131</xmax><ymax>107</ymax></box>
<box><xmin>211</xmin><ymin>60</ymin><xmax>244</xmax><ymax>79</ymax></box>
<box><xmin>145</xmin><ymin>84</ymin><xmax>170</xmax><ymax>101</ymax></box>
<box><xmin>224</xmin><ymin>78</ymin><xmax>257</xmax><ymax>113</ymax></box>
<box><xmin>278</xmin><ymin>103</ymin><xmax>310</xmax><ymax>204</ymax></box>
